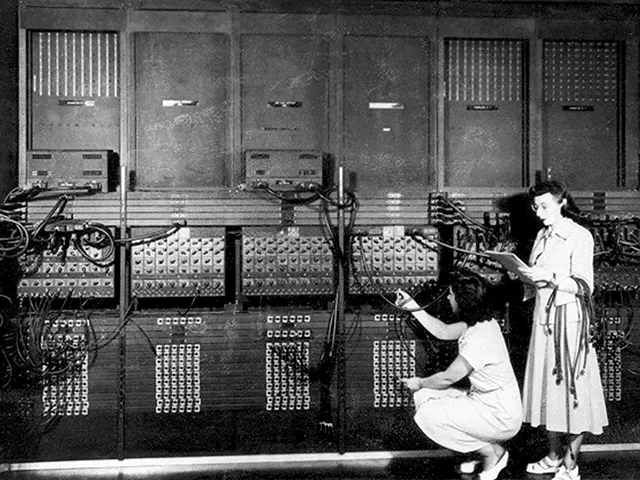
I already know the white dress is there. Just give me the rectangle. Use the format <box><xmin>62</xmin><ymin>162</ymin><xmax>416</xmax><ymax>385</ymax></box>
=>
<box><xmin>523</xmin><ymin>216</ymin><xmax>608</xmax><ymax>434</ymax></box>
<box><xmin>412</xmin><ymin>319</ymin><xmax>523</xmax><ymax>453</ymax></box>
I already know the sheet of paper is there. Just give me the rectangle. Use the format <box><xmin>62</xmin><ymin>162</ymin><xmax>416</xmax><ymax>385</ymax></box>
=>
<box><xmin>485</xmin><ymin>250</ymin><xmax>534</xmax><ymax>284</ymax></box>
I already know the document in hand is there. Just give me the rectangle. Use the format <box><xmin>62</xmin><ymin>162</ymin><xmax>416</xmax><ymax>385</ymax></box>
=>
<box><xmin>484</xmin><ymin>251</ymin><xmax>534</xmax><ymax>284</ymax></box>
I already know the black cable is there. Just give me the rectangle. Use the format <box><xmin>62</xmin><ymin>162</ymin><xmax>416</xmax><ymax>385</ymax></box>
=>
<box><xmin>71</xmin><ymin>222</ymin><xmax>116</xmax><ymax>267</ymax></box>
<box><xmin>129</xmin><ymin>318</ymin><xmax>158</xmax><ymax>357</ymax></box>
<box><xmin>88</xmin><ymin>301</ymin><xmax>136</xmax><ymax>352</ymax></box>
<box><xmin>181</xmin><ymin>288</ymin><xmax>201</xmax><ymax>317</ymax></box>
<box><xmin>116</xmin><ymin>220</ymin><xmax>186</xmax><ymax>246</ymax></box>
<box><xmin>0</xmin><ymin>215</ymin><xmax>29</xmax><ymax>258</ymax></box>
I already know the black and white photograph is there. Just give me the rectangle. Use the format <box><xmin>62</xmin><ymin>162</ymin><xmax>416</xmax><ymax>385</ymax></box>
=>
<box><xmin>1</xmin><ymin>1</ymin><xmax>640</xmax><ymax>479</ymax></box>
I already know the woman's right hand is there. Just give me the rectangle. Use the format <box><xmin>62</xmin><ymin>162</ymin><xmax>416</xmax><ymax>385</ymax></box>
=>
<box><xmin>400</xmin><ymin>377</ymin><xmax>423</xmax><ymax>391</ymax></box>
<box><xmin>395</xmin><ymin>289</ymin><xmax>414</xmax><ymax>308</ymax></box>
<box><xmin>518</xmin><ymin>266</ymin><xmax>554</xmax><ymax>288</ymax></box>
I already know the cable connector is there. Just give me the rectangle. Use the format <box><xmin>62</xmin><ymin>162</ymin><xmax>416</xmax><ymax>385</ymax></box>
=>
<box><xmin>172</xmin><ymin>219</ymin><xmax>187</xmax><ymax>228</ymax></box>
<box><xmin>250</xmin><ymin>181</ymin><xmax>269</xmax><ymax>189</ymax></box>
<box><xmin>296</xmin><ymin>181</ymin><xmax>321</xmax><ymax>192</ymax></box>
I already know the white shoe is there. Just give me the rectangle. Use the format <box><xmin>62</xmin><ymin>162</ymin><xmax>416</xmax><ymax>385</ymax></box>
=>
<box><xmin>455</xmin><ymin>459</ymin><xmax>480</xmax><ymax>474</ymax></box>
<box><xmin>552</xmin><ymin>465</ymin><xmax>581</xmax><ymax>480</ymax></box>
<box><xmin>526</xmin><ymin>455</ymin><xmax>562</xmax><ymax>474</ymax></box>
<box><xmin>478</xmin><ymin>450</ymin><xmax>509</xmax><ymax>480</ymax></box>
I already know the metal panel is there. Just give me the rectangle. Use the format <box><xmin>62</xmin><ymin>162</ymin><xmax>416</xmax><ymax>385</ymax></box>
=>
<box><xmin>444</xmin><ymin>39</ymin><xmax>528</xmax><ymax>187</ymax></box>
<box><xmin>123</xmin><ymin>309</ymin><xmax>331</xmax><ymax>456</ymax></box>
<box><xmin>127</xmin><ymin>10</ymin><xmax>232</xmax><ymax>33</ymax></box>
<box><xmin>344</xmin><ymin>311</ymin><xmax>433</xmax><ymax>451</ymax></box>
<box><xmin>134</xmin><ymin>32</ymin><xmax>229</xmax><ymax>189</ymax></box>
<box><xmin>542</xmin><ymin>40</ymin><xmax>622</xmax><ymax>189</ymax></box>
<box><xmin>19</xmin><ymin>6</ymin><xmax>126</xmax><ymax>31</ymax></box>
<box><xmin>29</xmin><ymin>31</ymin><xmax>120</xmax><ymax>151</ymax></box>
<box><xmin>344</xmin><ymin>35</ymin><xmax>431</xmax><ymax>195</ymax></box>
<box><xmin>241</xmin><ymin>34</ymin><xmax>329</xmax><ymax>151</ymax></box>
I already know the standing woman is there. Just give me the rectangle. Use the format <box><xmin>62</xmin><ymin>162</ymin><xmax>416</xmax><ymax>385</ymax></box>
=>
<box><xmin>396</xmin><ymin>273</ymin><xmax>522</xmax><ymax>480</ymax></box>
<box><xmin>518</xmin><ymin>180</ymin><xmax>608</xmax><ymax>480</ymax></box>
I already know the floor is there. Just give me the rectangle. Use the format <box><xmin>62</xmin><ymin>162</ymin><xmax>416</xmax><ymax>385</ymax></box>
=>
<box><xmin>2</xmin><ymin>450</ymin><xmax>640</xmax><ymax>480</ymax></box>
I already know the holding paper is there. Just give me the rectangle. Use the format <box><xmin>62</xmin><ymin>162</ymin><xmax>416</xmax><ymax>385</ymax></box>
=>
<box><xmin>484</xmin><ymin>251</ymin><xmax>535</xmax><ymax>285</ymax></box>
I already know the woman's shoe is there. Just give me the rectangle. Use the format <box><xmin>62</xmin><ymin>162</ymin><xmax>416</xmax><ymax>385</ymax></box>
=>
<box><xmin>526</xmin><ymin>455</ymin><xmax>562</xmax><ymax>474</ymax></box>
<box><xmin>477</xmin><ymin>450</ymin><xmax>509</xmax><ymax>480</ymax></box>
<box><xmin>455</xmin><ymin>459</ymin><xmax>480</xmax><ymax>474</ymax></box>
<box><xmin>551</xmin><ymin>465</ymin><xmax>580</xmax><ymax>480</ymax></box>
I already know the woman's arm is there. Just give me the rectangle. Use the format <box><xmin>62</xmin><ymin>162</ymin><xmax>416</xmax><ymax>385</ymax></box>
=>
<box><xmin>566</xmin><ymin>229</ymin><xmax>594</xmax><ymax>293</ymax></box>
<box><xmin>396</xmin><ymin>289</ymin><xmax>467</xmax><ymax>340</ymax></box>
<box><xmin>401</xmin><ymin>355</ymin><xmax>473</xmax><ymax>391</ymax></box>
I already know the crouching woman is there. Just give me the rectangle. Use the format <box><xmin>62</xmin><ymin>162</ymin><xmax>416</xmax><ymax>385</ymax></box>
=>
<box><xmin>396</xmin><ymin>273</ymin><xmax>522</xmax><ymax>480</ymax></box>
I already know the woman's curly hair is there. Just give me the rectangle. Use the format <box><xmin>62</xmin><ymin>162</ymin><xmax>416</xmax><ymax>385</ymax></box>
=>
<box><xmin>449</xmin><ymin>270</ymin><xmax>496</xmax><ymax>326</ymax></box>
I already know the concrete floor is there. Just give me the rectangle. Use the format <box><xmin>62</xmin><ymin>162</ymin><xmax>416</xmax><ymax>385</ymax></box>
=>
<box><xmin>2</xmin><ymin>449</ymin><xmax>640</xmax><ymax>480</ymax></box>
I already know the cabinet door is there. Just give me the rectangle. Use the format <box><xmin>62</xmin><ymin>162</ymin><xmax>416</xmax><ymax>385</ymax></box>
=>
<box><xmin>444</xmin><ymin>38</ymin><xmax>528</xmax><ymax>187</ymax></box>
<box><xmin>30</xmin><ymin>31</ymin><xmax>120</xmax><ymax>151</ymax></box>
<box><xmin>135</xmin><ymin>32</ymin><xmax>229</xmax><ymax>189</ymax></box>
<box><xmin>241</xmin><ymin>34</ymin><xmax>329</xmax><ymax>151</ymax></box>
<box><xmin>344</xmin><ymin>35</ymin><xmax>431</xmax><ymax>194</ymax></box>
<box><xmin>542</xmin><ymin>40</ymin><xmax>622</xmax><ymax>189</ymax></box>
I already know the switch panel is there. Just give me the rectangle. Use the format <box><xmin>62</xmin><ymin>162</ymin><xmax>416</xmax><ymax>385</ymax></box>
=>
<box><xmin>350</xmin><ymin>226</ymin><xmax>439</xmax><ymax>295</ymax></box>
<box><xmin>131</xmin><ymin>227</ymin><xmax>225</xmax><ymax>298</ymax></box>
<box><xmin>18</xmin><ymin>241</ymin><xmax>115</xmax><ymax>299</ymax></box>
<box><xmin>241</xmin><ymin>226</ymin><xmax>333</xmax><ymax>296</ymax></box>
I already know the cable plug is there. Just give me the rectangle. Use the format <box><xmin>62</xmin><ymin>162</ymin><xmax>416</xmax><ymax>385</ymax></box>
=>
<box><xmin>173</xmin><ymin>219</ymin><xmax>187</xmax><ymax>228</ymax></box>
<box><xmin>296</xmin><ymin>181</ymin><xmax>321</xmax><ymax>192</ymax></box>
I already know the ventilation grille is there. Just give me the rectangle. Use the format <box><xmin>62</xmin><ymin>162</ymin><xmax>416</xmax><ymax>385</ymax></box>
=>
<box><xmin>543</xmin><ymin>40</ymin><xmax>619</xmax><ymax>103</ymax></box>
<box><xmin>445</xmin><ymin>38</ymin><xmax>525</xmax><ymax>102</ymax></box>
<box><xmin>31</xmin><ymin>31</ymin><xmax>119</xmax><ymax>98</ymax></box>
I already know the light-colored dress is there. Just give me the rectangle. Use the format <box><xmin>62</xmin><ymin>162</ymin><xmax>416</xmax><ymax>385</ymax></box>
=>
<box><xmin>523</xmin><ymin>216</ymin><xmax>608</xmax><ymax>434</ymax></box>
<box><xmin>413</xmin><ymin>319</ymin><xmax>523</xmax><ymax>453</ymax></box>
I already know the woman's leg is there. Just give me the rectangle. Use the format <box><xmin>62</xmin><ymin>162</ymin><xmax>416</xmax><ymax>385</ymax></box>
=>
<box><xmin>476</xmin><ymin>443</ymin><xmax>505</xmax><ymax>470</ymax></box>
<box><xmin>547</xmin><ymin>430</ymin><xmax>565</xmax><ymax>461</ymax></box>
<box><xmin>562</xmin><ymin>433</ymin><xmax>584</xmax><ymax>470</ymax></box>
<box><xmin>475</xmin><ymin>443</ymin><xmax>510</xmax><ymax>480</ymax></box>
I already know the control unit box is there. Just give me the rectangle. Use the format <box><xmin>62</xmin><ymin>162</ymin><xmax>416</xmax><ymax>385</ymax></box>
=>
<box><xmin>26</xmin><ymin>150</ymin><xmax>119</xmax><ymax>192</ymax></box>
<box><xmin>244</xmin><ymin>150</ymin><xmax>325</xmax><ymax>191</ymax></box>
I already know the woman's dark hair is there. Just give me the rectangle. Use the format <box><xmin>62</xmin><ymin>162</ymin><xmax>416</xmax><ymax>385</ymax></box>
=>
<box><xmin>449</xmin><ymin>271</ymin><xmax>494</xmax><ymax>326</ymax></box>
<box><xmin>528</xmin><ymin>180</ymin><xmax>581</xmax><ymax>219</ymax></box>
